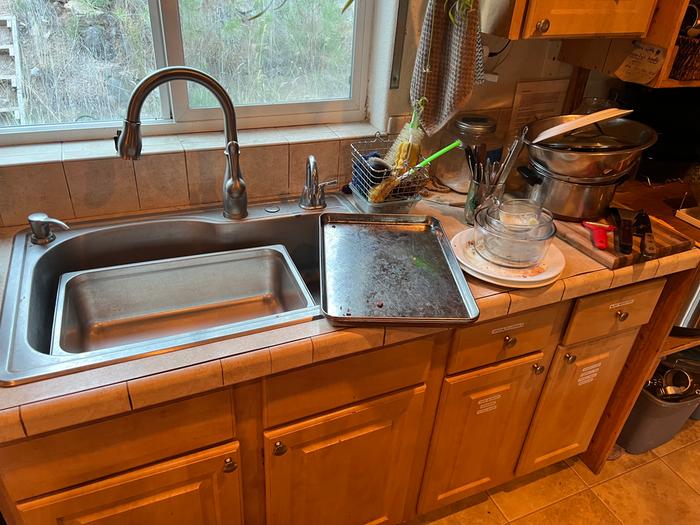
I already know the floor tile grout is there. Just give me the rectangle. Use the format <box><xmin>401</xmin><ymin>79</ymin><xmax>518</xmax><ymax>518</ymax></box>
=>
<box><xmin>588</xmin><ymin>487</ymin><xmax>625</xmax><ymax>525</ymax></box>
<box><xmin>488</xmin><ymin>463</ymin><xmax>590</xmax><ymax>523</ymax></box>
<box><xmin>570</xmin><ymin>454</ymin><xmax>660</xmax><ymax>488</ymax></box>
<box><xmin>486</xmin><ymin>491</ymin><xmax>509</xmax><ymax>523</ymax></box>
<box><xmin>658</xmin><ymin>454</ymin><xmax>700</xmax><ymax>496</ymax></box>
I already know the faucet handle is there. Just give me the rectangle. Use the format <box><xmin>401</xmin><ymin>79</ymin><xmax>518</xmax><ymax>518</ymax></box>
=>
<box><xmin>319</xmin><ymin>179</ymin><xmax>338</xmax><ymax>189</ymax></box>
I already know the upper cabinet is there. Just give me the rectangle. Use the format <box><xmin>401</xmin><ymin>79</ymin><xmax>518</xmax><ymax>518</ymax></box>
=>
<box><xmin>481</xmin><ymin>0</ymin><xmax>657</xmax><ymax>39</ymax></box>
<box><xmin>559</xmin><ymin>0</ymin><xmax>700</xmax><ymax>88</ymax></box>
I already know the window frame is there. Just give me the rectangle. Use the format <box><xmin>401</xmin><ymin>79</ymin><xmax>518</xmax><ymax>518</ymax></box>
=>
<box><xmin>0</xmin><ymin>0</ymin><xmax>372</xmax><ymax>146</ymax></box>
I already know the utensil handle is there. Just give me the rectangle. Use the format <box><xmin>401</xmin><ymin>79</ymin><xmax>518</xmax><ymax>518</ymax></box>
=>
<box><xmin>590</xmin><ymin>228</ymin><xmax>610</xmax><ymax>250</ymax></box>
<box><xmin>616</xmin><ymin>220</ymin><xmax>634</xmax><ymax>255</ymax></box>
<box><xmin>641</xmin><ymin>232</ymin><xmax>658</xmax><ymax>259</ymax></box>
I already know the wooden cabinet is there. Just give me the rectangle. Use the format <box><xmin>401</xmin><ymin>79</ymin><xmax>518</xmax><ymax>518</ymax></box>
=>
<box><xmin>520</xmin><ymin>0</ymin><xmax>657</xmax><ymax>38</ymax></box>
<box><xmin>562</xmin><ymin>279</ymin><xmax>665</xmax><ymax>346</ymax></box>
<box><xmin>16</xmin><ymin>442</ymin><xmax>243</xmax><ymax>525</ymax></box>
<box><xmin>419</xmin><ymin>352</ymin><xmax>549</xmax><ymax>513</ymax></box>
<box><xmin>0</xmin><ymin>390</ymin><xmax>236</xmax><ymax>503</ymax></box>
<box><xmin>448</xmin><ymin>304</ymin><xmax>562</xmax><ymax>374</ymax></box>
<box><xmin>516</xmin><ymin>330</ymin><xmax>638</xmax><ymax>475</ymax></box>
<box><xmin>263</xmin><ymin>386</ymin><xmax>426</xmax><ymax>525</ymax></box>
<box><xmin>560</xmin><ymin>0</ymin><xmax>700</xmax><ymax>89</ymax></box>
<box><xmin>481</xmin><ymin>0</ymin><xmax>656</xmax><ymax>39</ymax></box>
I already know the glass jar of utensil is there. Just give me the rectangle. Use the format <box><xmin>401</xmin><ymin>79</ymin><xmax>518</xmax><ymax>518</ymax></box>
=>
<box><xmin>464</xmin><ymin>178</ymin><xmax>505</xmax><ymax>224</ymax></box>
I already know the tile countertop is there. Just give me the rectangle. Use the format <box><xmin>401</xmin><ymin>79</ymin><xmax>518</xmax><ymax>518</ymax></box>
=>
<box><xmin>0</xmin><ymin>197</ymin><xmax>698</xmax><ymax>442</ymax></box>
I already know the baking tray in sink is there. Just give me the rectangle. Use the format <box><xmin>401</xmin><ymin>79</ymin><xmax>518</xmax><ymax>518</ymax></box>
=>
<box><xmin>319</xmin><ymin>213</ymin><xmax>480</xmax><ymax>325</ymax></box>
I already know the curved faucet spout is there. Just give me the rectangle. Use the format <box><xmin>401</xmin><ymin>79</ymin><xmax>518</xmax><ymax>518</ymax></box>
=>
<box><xmin>115</xmin><ymin>66</ymin><xmax>247</xmax><ymax>219</ymax></box>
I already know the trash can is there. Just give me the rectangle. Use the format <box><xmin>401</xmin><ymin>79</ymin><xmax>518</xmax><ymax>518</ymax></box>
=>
<box><xmin>617</xmin><ymin>352</ymin><xmax>700</xmax><ymax>454</ymax></box>
<box><xmin>664</xmin><ymin>349</ymin><xmax>700</xmax><ymax>420</ymax></box>
<box><xmin>617</xmin><ymin>389</ymin><xmax>700</xmax><ymax>453</ymax></box>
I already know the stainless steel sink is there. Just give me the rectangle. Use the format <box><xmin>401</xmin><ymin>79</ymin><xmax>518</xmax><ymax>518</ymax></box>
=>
<box><xmin>52</xmin><ymin>245</ymin><xmax>315</xmax><ymax>355</ymax></box>
<box><xmin>0</xmin><ymin>195</ymin><xmax>355</xmax><ymax>385</ymax></box>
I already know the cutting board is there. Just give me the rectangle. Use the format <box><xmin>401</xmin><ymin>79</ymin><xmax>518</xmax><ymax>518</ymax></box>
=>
<box><xmin>555</xmin><ymin>216</ymin><xmax>693</xmax><ymax>269</ymax></box>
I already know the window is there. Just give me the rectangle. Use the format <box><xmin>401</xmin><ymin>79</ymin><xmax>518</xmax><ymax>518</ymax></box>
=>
<box><xmin>0</xmin><ymin>0</ymin><xmax>370</xmax><ymax>143</ymax></box>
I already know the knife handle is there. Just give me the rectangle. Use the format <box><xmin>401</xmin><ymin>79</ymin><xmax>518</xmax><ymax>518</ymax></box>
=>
<box><xmin>641</xmin><ymin>232</ymin><xmax>658</xmax><ymax>259</ymax></box>
<box><xmin>616</xmin><ymin>220</ymin><xmax>634</xmax><ymax>255</ymax></box>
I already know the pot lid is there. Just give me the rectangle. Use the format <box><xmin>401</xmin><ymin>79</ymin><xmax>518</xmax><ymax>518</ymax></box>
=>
<box><xmin>541</xmin><ymin>125</ymin><xmax>637</xmax><ymax>151</ymax></box>
<box><xmin>533</xmin><ymin>117</ymin><xmax>655</xmax><ymax>152</ymax></box>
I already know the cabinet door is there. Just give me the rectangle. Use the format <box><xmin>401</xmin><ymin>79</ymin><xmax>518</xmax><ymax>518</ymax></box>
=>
<box><xmin>264</xmin><ymin>385</ymin><xmax>426</xmax><ymax>525</ymax></box>
<box><xmin>18</xmin><ymin>442</ymin><xmax>243</xmax><ymax>525</ymax></box>
<box><xmin>516</xmin><ymin>330</ymin><xmax>638</xmax><ymax>475</ymax></box>
<box><xmin>418</xmin><ymin>352</ymin><xmax>549</xmax><ymax>513</ymax></box>
<box><xmin>522</xmin><ymin>0</ymin><xmax>656</xmax><ymax>38</ymax></box>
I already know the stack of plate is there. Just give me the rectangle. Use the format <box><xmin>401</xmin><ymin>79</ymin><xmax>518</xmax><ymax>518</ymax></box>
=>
<box><xmin>451</xmin><ymin>228</ymin><xmax>565</xmax><ymax>289</ymax></box>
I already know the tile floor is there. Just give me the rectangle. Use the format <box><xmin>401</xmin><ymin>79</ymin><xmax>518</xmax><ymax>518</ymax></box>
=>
<box><xmin>414</xmin><ymin>419</ymin><xmax>700</xmax><ymax>525</ymax></box>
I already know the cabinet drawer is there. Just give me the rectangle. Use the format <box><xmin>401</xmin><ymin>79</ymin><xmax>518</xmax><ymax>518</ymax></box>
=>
<box><xmin>0</xmin><ymin>390</ymin><xmax>235</xmax><ymax>502</ymax></box>
<box><xmin>447</xmin><ymin>304</ymin><xmax>563</xmax><ymax>374</ymax></box>
<box><xmin>264</xmin><ymin>338</ymin><xmax>433</xmax><ymax>427</ymax></box>
<box><xmin>562</xmin><ymin>279</ymin><xmax>665</xmax><ymax>345</ymax></box>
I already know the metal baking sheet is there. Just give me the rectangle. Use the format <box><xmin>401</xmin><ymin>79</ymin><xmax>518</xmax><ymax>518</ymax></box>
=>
<box><xmin>320</xmin><ymin>213</ymin><xmax>479</xmax><ymax>325</ymax></box>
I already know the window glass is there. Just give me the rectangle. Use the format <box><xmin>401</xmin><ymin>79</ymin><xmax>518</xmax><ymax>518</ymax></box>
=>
<box><xmin>178</xmin><ymin>0</ymin><xmax>355</xmax><ymax>109</ymax></box>
<box><xmin>0</xmin><ymin>0</ymin><xmax>159</xmax><ymax>127</ymax></box>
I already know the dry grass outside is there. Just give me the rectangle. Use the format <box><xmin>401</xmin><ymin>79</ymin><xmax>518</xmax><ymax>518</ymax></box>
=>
<box><xmin>0</xmin><ymin>0</ymin><xmax>354</xmax><ymax>128</ymax></box>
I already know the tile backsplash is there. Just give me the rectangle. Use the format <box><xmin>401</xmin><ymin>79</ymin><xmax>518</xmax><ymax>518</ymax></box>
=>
<box><xmin>0</xmin><ymin>111</ymin><xmax>516</xmax><ymax>227</ymax></box>
<box><xmin>0</xmin><ymin>123</ymin><xmax>378</xmax><ymax>227</ymax></box>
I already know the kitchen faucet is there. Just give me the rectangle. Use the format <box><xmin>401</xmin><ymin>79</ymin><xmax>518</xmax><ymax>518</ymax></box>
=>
<box><xmin>115</xmin><ymin>66</ymin><xmax>247</xmax><ymax>219</ymax></box>
<box><xmin>299</xmin><ymin>155</ymin><xmax>336</xmax><ymax>210</ymax></box>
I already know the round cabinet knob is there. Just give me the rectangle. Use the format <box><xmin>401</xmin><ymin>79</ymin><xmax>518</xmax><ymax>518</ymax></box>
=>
<box><xmin>273</xmin><ymin>441</ymin><xmax>288</xmax><ymax>456</ymax></box>
<box><xmin>535</xmin><ymin>18</ymin><xmax>551</xmax><ymax>33</ymax></box>
<box><xmin>503</xmin><ymin>335</ymin><xmax>518</xmax><ymax>349</ymax></box>
<box><xmin>223</xmin><ymin>457</ymin><xmax>238</xmax><ymax>473</ymax></box>
<box><xmin>532</xmin><ymin>364</ymin><xmax>545</xmax><ymax>375</ymax></box>
<box><xmin>564</xmin><ymin>353</ymin><xmax>577</xmax><ymax>364</ymax></box>
<box><xmin>616</xmin><ymin>310</ymin><xmax>629</xmax><ymax>322</ymax></box>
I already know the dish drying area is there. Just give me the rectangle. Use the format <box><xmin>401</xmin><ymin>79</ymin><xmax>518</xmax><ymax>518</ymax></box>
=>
<box><xmin>344</xmin><ymin>107</ymin><xmax>694</xmax><ymax>293</ymax></box>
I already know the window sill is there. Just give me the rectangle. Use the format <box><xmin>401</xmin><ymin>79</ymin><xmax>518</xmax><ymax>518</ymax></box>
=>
<box><xmin>0</xmin><ymin>122</ymin><xmax>380</xmax><ymax>166</ymax></box>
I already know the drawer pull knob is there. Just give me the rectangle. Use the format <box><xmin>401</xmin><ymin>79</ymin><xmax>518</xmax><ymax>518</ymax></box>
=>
<box><xmin>565</xmin><ymin>353</ymin><xmax>577</xmax><ymax>364</ymax></box>
<box><xmin>223</xmin><ymin>457</ymin><xmax>238</xmax><ymax>473</ymax></box>
<box><xmin>616</xmin><ymin>310</ymin><xmax>629</xmax><ymax>322</ymax></box>
<box><xmin>503</xmin><ymin>335</ymin><xmax>517</xmax><ymax>349</ymax></box>
<box><xmin>273</xmin><ymin>441</ymin><xmax>288</xmax><ymax>456</ymax></box>
<box><xmin>532</xmin><ymin>364</ymin><xmax>545</xmax><ymax>375</ymax></box>
<box><xmin>535</xmin><ymin>18</ymin><xmax>551</xmax><ymax>33</ymax></box>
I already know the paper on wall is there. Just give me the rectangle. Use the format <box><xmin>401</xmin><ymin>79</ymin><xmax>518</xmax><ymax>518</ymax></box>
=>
<box><xmin>613</xmin><ymin>42</ymin><xmax>666</xmax><ymax>85</ymax></box>
<box><xmin>507</xmin><ymin>79</ymin><xmax>569</xmax><ymax>139</ymax></box>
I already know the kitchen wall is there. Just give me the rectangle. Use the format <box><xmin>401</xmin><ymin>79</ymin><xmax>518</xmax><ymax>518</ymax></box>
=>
<box><xmin>386</xmin><ymin>0</ymin><xmax>572</xmax><ymax>127</ymax></box>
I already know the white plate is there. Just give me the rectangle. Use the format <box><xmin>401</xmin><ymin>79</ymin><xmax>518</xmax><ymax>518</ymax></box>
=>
<box><xmin>451</xmin><ymin>228</ymin><xmax>565</xmax><ymax>288</ymax></box>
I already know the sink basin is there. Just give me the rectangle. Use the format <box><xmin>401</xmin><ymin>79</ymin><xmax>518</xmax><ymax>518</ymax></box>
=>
<box><xmin>0</xmin><ymin>195</ymin><xmax>355</xmax><ymax>385</ymax></box>
<box><xmin>52</xmin><ymin>245</ymin><xmax>315</xmax><ymax>355</ymax></box>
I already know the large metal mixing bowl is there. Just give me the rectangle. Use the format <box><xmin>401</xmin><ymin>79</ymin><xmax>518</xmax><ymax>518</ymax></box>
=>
<box><xmin>525</xmin><ymin>115</ymin><xmax>657</xmax><ymax>178</ymax></box>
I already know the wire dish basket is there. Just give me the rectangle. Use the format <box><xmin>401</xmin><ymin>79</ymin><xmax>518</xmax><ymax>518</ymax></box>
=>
<box><xmin>349</xmin><ymin>135</ymin><xmax>430</xmax><ymax>213</ymax></box>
